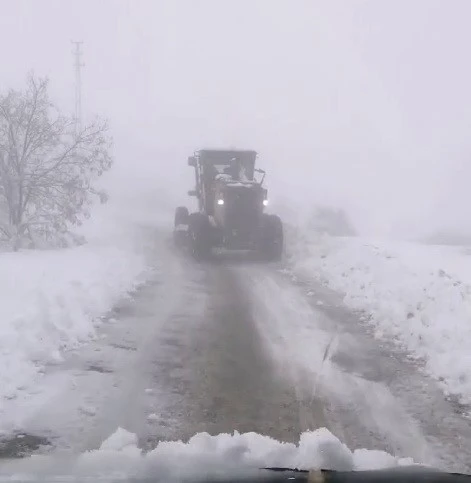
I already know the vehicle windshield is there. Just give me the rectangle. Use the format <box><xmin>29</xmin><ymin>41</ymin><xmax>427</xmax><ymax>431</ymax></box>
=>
<box><xmin>1</xmin><ymin>1</ymin><xmax>470</xmax><ymax>481</ymax></box>
<box><xmin>214</xmin><ymin>164</ymin><xmax>231</xmax><ymax>174</ymax></box>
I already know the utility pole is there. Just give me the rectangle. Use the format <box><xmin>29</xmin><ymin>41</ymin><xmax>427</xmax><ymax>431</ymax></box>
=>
<box><xmin>72</xmin><ymin>41</ymin><xmax>84</xmax><ymax>136</ymax></box>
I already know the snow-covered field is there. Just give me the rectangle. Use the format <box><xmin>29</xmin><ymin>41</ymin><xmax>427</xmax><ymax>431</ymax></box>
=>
<box><xmin>289</xmin><ymin>230</ymin><xmax>471</xmax><ymax>403</ymax></box>
<box><xmin>0</xmin><ymin>200</ymin><xmax>159</xmax><ymax>422</ymax></box>
<box><xmin>0</xmin><ymin>427</ymin><xmax>415</xmax><ymax>479</ymax></box>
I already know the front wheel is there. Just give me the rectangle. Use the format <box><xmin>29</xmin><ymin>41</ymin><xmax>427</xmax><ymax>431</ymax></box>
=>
<box><xmin>173</xmin><ymin>206</ymin><xmax>190</xmax><ymax>247</ymax></box>
<box><xmin>189</xmin><ymin>213</ymin><xmax>212</xmax><ymax>260</ymax></box>
<box><xmin>259</xmin><ymin>214</ymin><xmax>283</xmax><ymax>261</ymax></box>
<box><xmin>174</xmin><ymin>206</ymin><xmax>189</xmax><ymax>227</ymax></box>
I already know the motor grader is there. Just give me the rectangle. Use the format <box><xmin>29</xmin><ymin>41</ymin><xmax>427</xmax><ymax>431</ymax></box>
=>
<box><xmin>174</xmin><ymin>149</ymin><xmax>283</xmax><ymax>261</ymax></box>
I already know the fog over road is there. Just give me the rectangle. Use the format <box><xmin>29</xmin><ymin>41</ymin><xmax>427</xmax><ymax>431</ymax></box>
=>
<box><xmin>2</xmin><ymin>232</ymin><xmax>471</xmax><ymax>474</ymax></box>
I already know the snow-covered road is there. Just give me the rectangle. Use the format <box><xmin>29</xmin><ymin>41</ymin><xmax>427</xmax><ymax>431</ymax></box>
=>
<box><xmin>243</xmin><ymin>266</ymin><xmax>471</xmax><ymax>472</ymax></box>
<box><xmin>1</xmin><ymin>234</ymin><xmax>471</xmax><ymax>474</ymax></box>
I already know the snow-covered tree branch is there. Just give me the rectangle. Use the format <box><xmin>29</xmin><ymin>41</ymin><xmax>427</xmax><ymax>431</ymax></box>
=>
<box><xmin>0</xmin><ymin>74</ymin><xmax>113</xmax><ymax>249</ymax></box>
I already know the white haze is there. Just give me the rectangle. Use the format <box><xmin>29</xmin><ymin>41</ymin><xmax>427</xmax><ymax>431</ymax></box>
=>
<box><xmin>1</xmin><ymin>0</ymin><xmax>470</xmax><ymax>238</ymax></box>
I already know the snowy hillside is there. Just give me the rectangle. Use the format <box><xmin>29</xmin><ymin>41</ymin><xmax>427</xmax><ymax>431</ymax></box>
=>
<box><xmin>289</xmin><ymin>232</ymin><xmax>471</xmax><ymax>403</ymax></box>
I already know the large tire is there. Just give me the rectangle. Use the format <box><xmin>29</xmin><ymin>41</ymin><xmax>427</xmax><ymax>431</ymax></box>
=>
<box><xmin>188</xmin><ymin>212</ymin><xmax>212</xmax><ymax>260</ymax></box>
<box><xmin>174</xmin><ymin>206</ymin><xmax>189</xmax><ymax>227</ymax></box>
<box><xmin>173</xmin><ymin>207</ymin><xmax>190</xmax><ymax>247</ymax></box>
<box><xmin>259</xmin><ymin>214</ymin><xmax>283</xmax><ymax>261</ymax></box>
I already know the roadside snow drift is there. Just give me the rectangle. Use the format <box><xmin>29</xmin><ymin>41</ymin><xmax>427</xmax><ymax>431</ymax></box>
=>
<box><xmin>0</xmin><ymin>245</ymin><xmax>146</xmax><ymax>404</ymax></box>
<box><xmin>0</xmin><ymin>427</ymin><xmax>415</xmax><ymax>479</ymax></box>
<box><xmin>0</xmin><ymin>199</ymin><xmax>157</xmax><ymax>422</ymax></box>
<box><xmin>290</xmin><ymin>233</ymin><xmax>471</xmax><ymax>403</ymax></box>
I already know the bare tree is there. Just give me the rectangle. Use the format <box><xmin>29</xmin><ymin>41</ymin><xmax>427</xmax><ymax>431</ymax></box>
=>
<box><xmin>0</xmin><ymin>74</ymin><xmax>112</xmax><ymax>249</ymax></box>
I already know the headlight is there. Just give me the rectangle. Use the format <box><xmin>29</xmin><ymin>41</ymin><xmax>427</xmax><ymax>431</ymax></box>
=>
<box><xmin>263</xmin><ymin>199</ymin><xmax>268</xmax><ymax>206</ymax></box>
<box><xmin>217</xmin><ymin>199</ymin><xmax>224</xmax><ymax>205</ymax></box>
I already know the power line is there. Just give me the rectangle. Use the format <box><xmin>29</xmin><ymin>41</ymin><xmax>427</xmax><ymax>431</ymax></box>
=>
<box><xmin>72</xmin><ymin>41</ymin><xmax>84</xmax><ymax>136</ymax></box>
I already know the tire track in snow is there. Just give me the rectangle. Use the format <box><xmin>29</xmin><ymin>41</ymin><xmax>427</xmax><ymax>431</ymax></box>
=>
<box><xmin>170</xmin><ymin>263</ymin><xmax>324</xmax><ymax>442</ymax></box>
<box><xmin>285</xmin><ymin>268</ymin><xmax>471</xmax><ymax>474</ymax></box>
<box><xmin>6</xmin><ymin>237</ymin><xmax>471</xmax><ymax>473</ymax></box>
<box><xmin>237</xmin><ymin>265</ymin><xmax>442</xmax><ymax>467</ymax></box>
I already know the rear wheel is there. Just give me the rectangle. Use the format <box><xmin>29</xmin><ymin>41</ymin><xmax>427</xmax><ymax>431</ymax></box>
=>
<box><xmin>189</xmin><ymin>213</ymin><xmax>212</xmax><ymax>260</ymax></box>
<box><xmin>259</xmin><ymin>214</ymin><xmax>283</xmax><ymax>261</ymax></box>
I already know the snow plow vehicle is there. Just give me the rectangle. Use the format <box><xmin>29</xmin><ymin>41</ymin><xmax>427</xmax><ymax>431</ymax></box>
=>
<box><xmin>174</xmin><ymin>149</ymin><xmax>283</xmax><ymax>261</ymax></box>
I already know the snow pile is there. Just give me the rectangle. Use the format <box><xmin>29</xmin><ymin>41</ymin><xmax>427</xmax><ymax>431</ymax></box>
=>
<box><xmin>0</xmin><ymin>427</ymin><xmax>415</xmax><ymax>479</ymax></box>
<box><xmin>290</xmin><ymin>234</ymin><xmax>471</xmax><ymax>402</ymax></box>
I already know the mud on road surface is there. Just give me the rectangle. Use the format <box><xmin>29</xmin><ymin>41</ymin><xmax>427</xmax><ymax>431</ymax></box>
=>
<box><xmin>2</xmin><ymin>240</ymin><xmax>471</xmax><ymax>474</ymax></box>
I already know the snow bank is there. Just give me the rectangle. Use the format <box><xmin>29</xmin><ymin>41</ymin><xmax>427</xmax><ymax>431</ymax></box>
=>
<box><xmin>0</xmin><ymin>244</ymin><xmax>146</xmax><ymax>404</ymax></box>
<box><xmin>0</xmin><ymin>195</ymin><xmax>162</xmax><ymax>416</ymax></box>
<box><xmin>290</xmin><ymin>233</ymin><xmax>471</xmax><ymax>402</ymax></box>
<box><xmin>0</xmin><ymin>427</ymin><xmax>415</xmax><ymax>479</ymax></box>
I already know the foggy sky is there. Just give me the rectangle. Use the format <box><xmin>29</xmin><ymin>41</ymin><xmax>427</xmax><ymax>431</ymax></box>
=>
<box><xmin>1</xmin><ymin>0</ymin><xmax>470</xmax><ymax>238</ymax></box>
